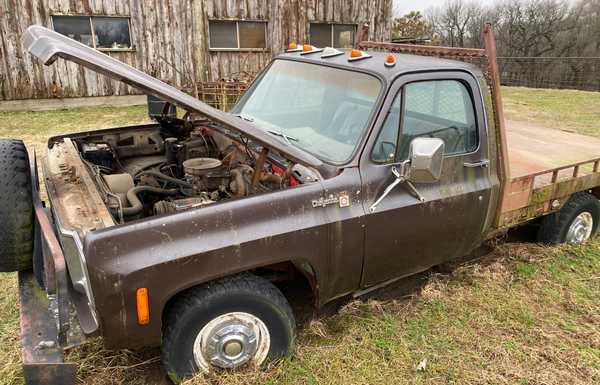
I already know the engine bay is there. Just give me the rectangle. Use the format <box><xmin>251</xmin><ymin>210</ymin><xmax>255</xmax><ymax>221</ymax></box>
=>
<box><xmin>73</xmin><ymin>116</ymin><xmax>318</xmax><ymax>223</ymax></box>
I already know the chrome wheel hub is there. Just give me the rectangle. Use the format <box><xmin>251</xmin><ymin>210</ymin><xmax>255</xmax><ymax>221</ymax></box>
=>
<box><xmin>193</xmin><ymin>312</ymin><xmax>270</xmax><ymax>372</ymax></box>
<box><xmin>566</xmin><ymin>212</ymin><xmax>594</xmax><ymax>243</ymax></box>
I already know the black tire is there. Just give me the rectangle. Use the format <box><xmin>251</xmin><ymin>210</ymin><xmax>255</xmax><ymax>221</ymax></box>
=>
<box><xmin>537</xmin><ymin>192</ymin><xmax>600</xmax><ymax>245</ymax></box>
<box><xmin>162</xmin><ymin>274</ymin><xmax>296</xmax><ymax>383</ymax></box>
<box><xmin>0</xmin><ymin>139</ymin><xmax>34</xmax><ymax>272</ymax></box>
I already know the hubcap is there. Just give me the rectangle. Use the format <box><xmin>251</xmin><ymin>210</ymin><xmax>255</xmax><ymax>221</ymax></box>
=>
<box><xmin>566</xmin><ymin>212</ymin><xmax>594</xmax><ymax>243</ymax></box>
<box><xmin>193</xmin><ymin>312</ymin><xmax>271</xmax><ymax>372</ymax></box>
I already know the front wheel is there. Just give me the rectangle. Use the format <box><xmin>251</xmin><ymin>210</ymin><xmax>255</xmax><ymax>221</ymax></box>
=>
<box><xmin>161</xmin><ymin>274</ymin><xmax>295</xmax><ymax>383</ymax></box>
<box><xmin>537</xmin><ymin>192</ymin><xmax>600</xmax><ymax>244</ymax></box>
<box><xmin>0</xmin><ymin>139</ymin><xmax>34</xmax><ymax>272</ymax></box>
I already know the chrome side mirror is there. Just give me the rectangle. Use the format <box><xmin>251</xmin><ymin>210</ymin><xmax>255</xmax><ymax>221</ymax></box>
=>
<box><xmin>408</xmin><ymin>137</ymin><xmax>445</xmax><ymax>184</ymax></box>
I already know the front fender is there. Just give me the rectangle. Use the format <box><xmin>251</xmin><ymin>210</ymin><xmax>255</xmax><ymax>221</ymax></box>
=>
<box><xmin>84</xmin><ymin>182</ymin><xmax>330</xmax><ymax>348</ymax></box>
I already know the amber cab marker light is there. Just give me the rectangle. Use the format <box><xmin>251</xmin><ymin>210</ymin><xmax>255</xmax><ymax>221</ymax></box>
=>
<box><xmin>303</xmin><ymin>44</ymin><xmax>313</xmax><ymax>52</ymax></box>
<box><xmin>286</xmin><ymin>42</ymin><xmax>302</xmax><ymax>53</ymax></box>
<box><xmin>348</xmin><ymin>49</ymin><xmax>372</xmax><ymax>62</ymax></box>
<box><xmin>385</xmin><ymin>53</ymin><xmax>396</xmax><ymax>67</ymax></box>
<box><xmin>136</xmin><ymin>287</ymin><xmax>150</xmax><ymax>325</ymax></box>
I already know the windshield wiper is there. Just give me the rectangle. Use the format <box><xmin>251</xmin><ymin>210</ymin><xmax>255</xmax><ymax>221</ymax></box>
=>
<box><xmin>233</xmin><ymin>113</ymin><xmax>254</xmax><ymax>122</ymax></box>
<box><xmin>266</xmin><ymin>129</ymin><xmax>299</xmax><ymax>146</ymax></box>
<box><xmin>234</xmin><ymin>113</ymin><xmax>298</xmax><ymax>146</ymax></box>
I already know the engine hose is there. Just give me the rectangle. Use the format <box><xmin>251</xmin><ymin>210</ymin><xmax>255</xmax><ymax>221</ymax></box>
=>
<box><xmin>121</xmin><ymin>186</ymin><xmax>178</xmax><ymax>217</ymax></box>
<box><xmin>137</xmin><ymin>170</ymin><xmax>193</xmax><ymax>188</ymax></box>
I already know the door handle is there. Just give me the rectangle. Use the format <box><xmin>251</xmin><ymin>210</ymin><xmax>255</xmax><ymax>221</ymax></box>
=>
<box><xmin>464</xmin><ymin>160</ymin><xmax>489</xmax><ymax>168</ymax></box>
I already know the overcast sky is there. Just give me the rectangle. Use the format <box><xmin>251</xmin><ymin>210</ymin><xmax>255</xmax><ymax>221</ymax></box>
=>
<box><xmin>394</xmin><ymin>0</ymin><xmax>494</xmax><ymax>15</ymax></box>
<box><xmin>393</xmin><ymin>0</ymin><xmax>577</xmax><ymax>16</ymax></box>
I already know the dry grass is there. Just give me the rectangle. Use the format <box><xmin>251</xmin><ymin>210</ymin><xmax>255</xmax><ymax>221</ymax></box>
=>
<box><xmin>1</xmin><ymin>87</ymin><xmax>600</xmax><ymax>384</ymax></box>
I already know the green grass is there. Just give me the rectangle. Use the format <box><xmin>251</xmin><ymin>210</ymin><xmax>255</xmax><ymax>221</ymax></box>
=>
<box><xmin>503</xmin><ymin>87</ymin><xmax>600</xmax><ymax>137</ymax></box>
<box><xmin>1</xmin><ymin>87</ymin><xmax>600</xmax><ymax>384</ymax></box>
<box><xmin>0</xmin><ymin>105</ymin><xmax>149</xmax><ymax>150</ymax></box>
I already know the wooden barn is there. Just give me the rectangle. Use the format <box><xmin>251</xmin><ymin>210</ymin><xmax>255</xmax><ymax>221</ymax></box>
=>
<box><xmin>0</xmin><ymin>0</ymin><xmax>393</xmax><ymax>102</ymax></box>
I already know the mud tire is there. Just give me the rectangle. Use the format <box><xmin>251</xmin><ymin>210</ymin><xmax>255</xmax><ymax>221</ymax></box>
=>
<box><xmin>537</xmin><ymin>192</ymin><xmax>600</xmax><ymax>245</ymax></box>
<box><xmin>162</xmin><ymin>274</ymin><xmax>295</xmax><ymax>383</ymax></box>
<box><xmin>0</xmin><ymin>139</ymin><xmax>34</xmax><ymax>272</ymax></box>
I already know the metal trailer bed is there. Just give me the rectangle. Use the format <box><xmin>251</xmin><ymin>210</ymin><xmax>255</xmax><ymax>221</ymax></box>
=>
<box><xmin>359</xmin><ymin>24</ymin><xmax>600</xmax><ymax>233</ymax></box>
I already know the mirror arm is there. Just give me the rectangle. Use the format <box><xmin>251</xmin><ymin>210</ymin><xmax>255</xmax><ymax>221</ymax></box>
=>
<box><xmin>369</xmin><ymin>161</ymin><xmax>426</xmax><ymax>213</ymax></box>
<box><xmin>369</xmin><ymin>167</ymin><xmax>403</xmax><ymax>213</ymax></box>
<box><xmin>404</xmin><ymin>180</ymin><xmax>426</xmax><ymax>203</ymax></box>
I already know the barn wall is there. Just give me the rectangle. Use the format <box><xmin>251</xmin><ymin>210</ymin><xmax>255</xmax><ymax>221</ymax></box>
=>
<box><xmin>0</xmin><ymin>0</ymin><xmax>392</xmax><ymax>101</ymax></box>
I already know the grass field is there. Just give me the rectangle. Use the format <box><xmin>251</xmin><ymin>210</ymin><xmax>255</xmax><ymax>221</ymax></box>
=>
<box><xmin>1</xmin><ymin>87</ymin><xmax>600</xmax><ymax>385</ymax></box>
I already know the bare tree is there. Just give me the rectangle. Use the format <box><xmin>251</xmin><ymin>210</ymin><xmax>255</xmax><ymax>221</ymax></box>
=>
<box><xmin>427</xmin><ymin>1</ymin><xmax>481</xmax><ymax>47</ymax></box>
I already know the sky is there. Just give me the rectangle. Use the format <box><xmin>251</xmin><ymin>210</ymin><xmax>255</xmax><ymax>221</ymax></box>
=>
<box><xmin>394</xmin><ymin>0</ymin><xmax>497</xmax><ymax>16</ymax></box>
<box><xmin>393</xmin><ymin>0</ymin><xmax>577</xmax><ymax>16</ymax></box>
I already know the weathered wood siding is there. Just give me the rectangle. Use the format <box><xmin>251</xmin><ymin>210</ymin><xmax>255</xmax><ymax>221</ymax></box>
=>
<box><xmin>0</xmin><ymin>0</ymin><xmax>392</xmax><ymax>101</ymax></box>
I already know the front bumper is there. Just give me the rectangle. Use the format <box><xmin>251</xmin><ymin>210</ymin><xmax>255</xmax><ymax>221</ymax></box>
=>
<box><xmin>18</xmin><ymin>271</ymin><xmax>77</xmax><ymax>384</ymax></box>
<box><xmin>18</xmin><ymin>149</ymin><xmax>92</xmax><ymax>385</ymax></box>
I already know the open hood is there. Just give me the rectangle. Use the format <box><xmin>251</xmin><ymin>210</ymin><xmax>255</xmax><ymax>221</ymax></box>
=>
<box><xmin>22</xmin><ymin>25</ymin><xmax>328</xmax><ymax>172</ymax></box>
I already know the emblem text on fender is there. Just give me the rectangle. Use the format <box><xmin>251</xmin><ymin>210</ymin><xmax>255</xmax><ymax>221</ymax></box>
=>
<box><xmin>312</xmin><ymin>192</ymin><xmax>351</xmax><ymax>208</ymax></box>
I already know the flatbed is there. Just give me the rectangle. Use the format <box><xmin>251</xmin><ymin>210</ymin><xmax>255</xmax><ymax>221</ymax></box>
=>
<box><xmin>507</xmin><ymin>120</ymin><xmax>600</xmax><ymax>181</ymax></box>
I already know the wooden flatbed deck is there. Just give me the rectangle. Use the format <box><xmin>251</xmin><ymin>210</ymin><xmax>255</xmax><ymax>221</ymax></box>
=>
<box><xmin>507</xmin><ymin>120</ymin><xmax>600</xmax><ymax>182</ymax></box>
<box><xmin>498</xmin><ymin>120</ymin><xmax>600</xmax><ymax>229</ymax></box>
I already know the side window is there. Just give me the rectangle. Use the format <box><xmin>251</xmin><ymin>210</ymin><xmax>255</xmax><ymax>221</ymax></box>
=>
<box><xmin>372</xmin><ymin>93</ymin><xmax>401</xmax><ymax>163</ymax></box>
<box><xmin>399</xmin><ymin>80</ymin><xmax>477</xmax><ymax>159</ymax></box>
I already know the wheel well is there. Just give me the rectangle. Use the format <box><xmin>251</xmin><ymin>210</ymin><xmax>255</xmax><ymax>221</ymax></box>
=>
<box><xmin>590</xmin><ymin>187</ymin><xmax>600</xmax><ymax>201</ymax></box>
<box><xmin>161</xmin><ymin>261</ymin><xmax>317</xmax><ymax>327</ymax></box>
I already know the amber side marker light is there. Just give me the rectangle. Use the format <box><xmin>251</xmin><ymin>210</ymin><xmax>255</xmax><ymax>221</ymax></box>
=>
<box><xmin>136</xmin><ymin>287</ymin><xmax>150</xmax><ymax>325</ymax></box>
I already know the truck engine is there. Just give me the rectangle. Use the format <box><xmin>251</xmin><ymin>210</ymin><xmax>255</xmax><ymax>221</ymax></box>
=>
<box><xmin>74</xmin><ymin>114</ymin><xmax>312</xmax><ymax>223</ymax></box>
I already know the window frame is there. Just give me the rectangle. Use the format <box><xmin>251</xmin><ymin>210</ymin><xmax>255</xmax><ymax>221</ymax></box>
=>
<box><xmin>309</xmin><ymin>22</ymin><xmax>357</xmax><ymax>48</ymax></box>
<box><xmin>370</xmin><ymin>73</ymin><xmax>483</xmax><ymax>165</ymax></box>
<box><xmin>51</xmin><ymin>14</ymin><xmax>135</xmax><ymax>52</ymax></box>
<box><xmin>208</xmin><ymin>19</ymin><xmax>269</xmax><ymax>52</ymax></box>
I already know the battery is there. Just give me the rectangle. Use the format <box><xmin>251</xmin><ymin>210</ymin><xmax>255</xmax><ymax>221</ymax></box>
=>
<box><xmin>81</xmin><ymin>142</ymin><xmax>113</xmax><ymax>169</ymax></box>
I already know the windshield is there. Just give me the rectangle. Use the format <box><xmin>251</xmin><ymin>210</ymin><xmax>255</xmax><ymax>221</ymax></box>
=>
<box><xmin>234</xmin><ymin>60</ymin><xmax>381</xmax><ymax>163</ymax></box>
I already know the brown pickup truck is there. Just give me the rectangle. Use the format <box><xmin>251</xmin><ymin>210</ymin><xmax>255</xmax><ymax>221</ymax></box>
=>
<box><xmin>2</xmin><ymin>24</ymin><xmax>600</xmax><ymax>384</ymax></box>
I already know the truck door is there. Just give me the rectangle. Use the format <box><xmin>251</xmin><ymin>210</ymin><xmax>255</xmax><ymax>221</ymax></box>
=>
<box><xmin>360</xmin><ymin>71</ymin><xmax>496</xmax><ymax>286</ymax></box>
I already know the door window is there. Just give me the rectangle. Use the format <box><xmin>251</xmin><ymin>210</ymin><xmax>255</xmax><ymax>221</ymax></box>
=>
<box><xmin>372</xmin><ymin>79</ymin><xmax>478</xmax><ymax>163</ymax></box>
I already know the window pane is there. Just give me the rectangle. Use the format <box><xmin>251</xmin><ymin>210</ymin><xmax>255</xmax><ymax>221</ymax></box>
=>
<box><xmin>239</xmin><ymin>22</ymin><xmax>266</xmax><ymax>48</ymax></box>
<box><xmin>399</xmin><ymin>80</ymin><xmax>477</xmax><ymax>159</ymax></box>
<box><xmin>372</xmin><ymin>94</ymin><xmax>401</xmax><ymax>163</ymax></box>
<box><xmin>52</xmin><ymin>16</ymin><xmax>93</xmax><ymax>47</ymax></box>
<box><xmin>333</xmin><ymin>24</ymin><xmax>355</xmax><ymax>48</ymax></box>
<box><xmin>237</xmin><ymin>60</ymin><xmax>381</xmax><ymax>163</ymax></box>
<box><xmin>309</xmin><ymin>23</ymin><xmax>331</xmax><ymax>47</ymax></box>
<box><xmin>209</xmin><ymin>20</ymin><xmax>237</xmax><ymax>48</ymax></box>
<box><xmin>92</xmin><ymin>17</ymin><xmax>131</xmax><ymax>49</ymax></box>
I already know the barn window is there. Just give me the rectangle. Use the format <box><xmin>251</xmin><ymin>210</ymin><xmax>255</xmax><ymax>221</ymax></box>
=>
<box><xmin>52</xmin><ymin>16</ymin><xmax>94</xmax><ymax>47</ymax></box>
<box><xmin>209</xmin><ymin>20</ymin><xmax>267</xmax><ymax>50</ymax></box>
<box><xmin>93</xmin><ymin>17</ymin><xmax>132</xmax><ymax>49</ymax></box>
<box><xmin>51</xmin><ymin>15</ymin><xmax>133</xmax><ymax>51</ymax></box>
<box><xmin>309</xmin><ymin>23</ymin><xmax>356</xmax><ymax>48</ymax></box>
